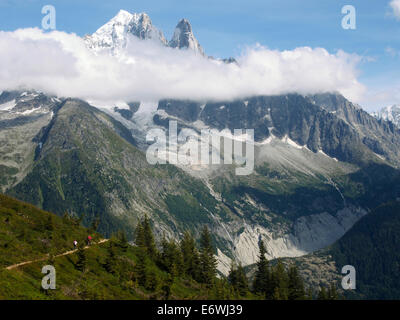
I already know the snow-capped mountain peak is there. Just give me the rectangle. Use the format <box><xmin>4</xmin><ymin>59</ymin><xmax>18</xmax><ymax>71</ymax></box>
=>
<box><xmin>85</xmin><ymin>10</ymin><xmax>167</xmax><ymax>54</ymax></box>
<box><xmin>112</xmin><ymin>9</ymin><xmax>134</xmax><ymax>24</ymax></box>
<box><xmin>169</xmin><ymin>18</ymin><xmax>205</xmax><ymax>55</ymax></box>
<box><xmin>85</xmin><ymin>11</ymin><xmax>206</xmax><ymax>57</ymax></box>
<box><xmin>372</xmin><ymin>104</ymin><xmax>400</xmax><ymax>128</ymax></box>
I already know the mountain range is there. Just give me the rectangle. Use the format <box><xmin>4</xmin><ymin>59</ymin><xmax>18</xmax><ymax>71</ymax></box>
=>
<box><xmin>1</xmin><ymin>10</ymin><xmax>400</xmax><ymax>297</ymax></box>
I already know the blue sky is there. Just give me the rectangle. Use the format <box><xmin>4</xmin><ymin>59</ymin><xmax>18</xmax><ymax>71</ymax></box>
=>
<box><xmin>0</xmin><ymin>0</ymin><xmax>399</xmax><ymax>110</ymax></box>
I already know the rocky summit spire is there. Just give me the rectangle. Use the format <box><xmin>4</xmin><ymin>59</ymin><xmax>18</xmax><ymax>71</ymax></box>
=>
<box><xmin>168</xmin><ymin>19</ymin><xmax>205</xmax><ymax>55</ymax></box>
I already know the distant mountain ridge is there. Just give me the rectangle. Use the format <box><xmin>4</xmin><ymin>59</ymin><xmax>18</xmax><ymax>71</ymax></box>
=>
<box><xmin>152</xmin><ymin>93</ymin><xmax>400</xmax><ymax>166</ymax></box>
<box><xmin>372</xmin><ymin>104</ymin><xmax>400</xmax><ymax>128</ymax></box>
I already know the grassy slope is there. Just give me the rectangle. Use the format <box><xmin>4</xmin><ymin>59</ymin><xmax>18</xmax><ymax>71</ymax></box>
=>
<box><xmin>0</xmin><ymin>194</ymin><xmax>223</xmax><ymax>300</ymax></box>
<box><xmin>0</xmin><ymin>242</ymin><xmax>209</xmax><ymax>300</ymax></box>
<box><xmin>0</xmin><ymin>194</ymin><xmax>90</xmax><ymax>268</ymax></box>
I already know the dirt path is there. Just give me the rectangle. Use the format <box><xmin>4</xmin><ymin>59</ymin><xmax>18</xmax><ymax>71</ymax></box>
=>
<box><xmin>5</xmin><ymin>239</ymin><xmax>109</xmax><ymax>270</ymax></box>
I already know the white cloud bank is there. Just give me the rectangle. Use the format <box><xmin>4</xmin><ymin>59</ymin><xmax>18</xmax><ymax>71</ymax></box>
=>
<box><xmin>390</xmin><ymin>0</ymin><xmax>400</xmax><ymax>19</ymax></box>
<box><xmin>0</xmin><ymin>28</ymin><xmax>365</xmax><ymax>104</ymax></box>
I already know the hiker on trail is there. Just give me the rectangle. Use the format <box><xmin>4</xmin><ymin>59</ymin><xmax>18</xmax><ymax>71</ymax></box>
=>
<box><xmin>87</xmin><ymin>235</ymin><xmax>92</xmax><ymax>246</ymax></box>
<box><xmin>73</xmin><ymin>240</ymin><xmax>78</xmax><ymax>248</ymax></box>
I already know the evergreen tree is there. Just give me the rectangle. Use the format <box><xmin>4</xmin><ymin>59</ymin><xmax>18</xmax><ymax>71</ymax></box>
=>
<box><xmin>288</xmin><ymin>264</ymin><xmax>305</xmax><ymax>300</ymax></box>
<box><xmin>135</xmin><ymin>248</ymin><xmax>148</xmax><ymax>288</ymax></box>
<box><xmin>191</xmin><ymin>249</ymin><xmax>201</xmax><ymax>282</ymax></box>
<box><xmin>142</xmin><ymin>216</ymin><xmax>157</xmax><ymax>259</ymax></box>
<box><xmin>160</xmin><ymin>237</ymin><xmax>183</xmax><ymax>277</ymax></box>
<box><xmin>252</xmin><ymin>240</ymin><xmax>270</xmax><ymax>298</ymax></box>
<box><xmin>135</xmin><ymin>216</ymin><xmax>157</xmax><ymax>260</ymax></box>
<box><xmin>228</xmin><ymin>262</ymin><xmax>238</xmax><ymax>297</ymax></box>
<box><xmin>161</xmin><ymin>274</ymin><xmax>174</xmax><ymax>300</ymax></box>
<box><xmin>199</xmin><ymin>226</ymin><xmax>217</xmax><ymax>285</ymax></box>
<box><xmin>228</xmin><ymin>263</ymin><xmax>249</xmax><ymax>297</ymax></box>
<box><xmin>104</xmin><ymin>241</ymin><xmax>117</xmax><ymax>274</ymax></box>
<box><xmin>180</xmin><ymin>231</ymin><xmax>200</xmax><ymax>280</ymax></box>
<box><xmin>145</xmin><ymin>269</ymin><xmax>159</xmax><ymax>292</ymax></box>
<box><xmin>76</xmin><ymin>244</ymin><xmax>86</xmax><ymax>272</ymax></box>
<box><xmin>117</xmin><ymin>230</ymin><xmax>129</xmax><ymax>252</ymax></box>
<box><xmin>270</xmin><ymin>259</ymin><xmax>289</xmax><ymax>300</ymax></box>
<box><xmin>211</xmin><ymin>278</ymin><xmax>232</xmax><ymax>300</ymax></box>
<box><xmin>135</xmin><ymin>221</ymin><xmax>146</xmax><ymax>248</ymax></box>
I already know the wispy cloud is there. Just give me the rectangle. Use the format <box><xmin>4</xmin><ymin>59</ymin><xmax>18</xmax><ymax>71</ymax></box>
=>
<box><xmin>385</xmin><ymin>46</ymin><xmax>400</xmax><ymax>57</ymax></box>
<box><xmin>390</xmin><ymin>0</ymin><xmax>400</xmax><ymax>19</ymax></box>
<box><xmin>0</xmin><ymin>28</ymin><xmax>365</xmax><ymax>104</ymax></box>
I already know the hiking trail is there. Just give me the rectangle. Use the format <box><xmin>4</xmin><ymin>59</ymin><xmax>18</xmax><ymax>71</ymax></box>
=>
<box><xmin>5</xmin><ymin>239</ymin><xmax>109</xmax><ymax>270</ymax></box>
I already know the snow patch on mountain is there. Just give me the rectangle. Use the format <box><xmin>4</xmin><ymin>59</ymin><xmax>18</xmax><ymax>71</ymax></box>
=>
<box><xmin>0</xmin><ymin>99</ymin><xmax>16</xmax><ymax>111</ymax></box>
<box><xmin>372</xmin><ymin>104</ymin><xmax>400</xmax><ymax>128</ymax></box>
<box><xmin>16</xmin><ymin>106</ymin><xmax>45</xmax><ymax>115</ymax></box>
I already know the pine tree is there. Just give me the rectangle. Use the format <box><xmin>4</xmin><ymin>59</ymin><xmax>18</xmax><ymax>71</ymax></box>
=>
<box><xmin>117</xmin><ymin>230</ymin><xmax>129</xmax><ymax>252</ymax></box>
<box><xmin>145</xmin><ymin>269</ymin><xmax>159</xmax><ymax>292</ymax></box>
<box><xmin>160</xmin><ymin>237</ymin><xmax>183</xmax><ymax>277</ymax></box>
<box><xmin>135</xmin><ymin>221</ymin><xmax>146</xmax><ymax>248</ymax></box>
<box><xmin>236</xmin><ymin>264</ymin><xmax>249</xmax><ymax>296</ymax></box>
<box><xmin>161</xmin><ymin>274</ymin><xmax>174</xmax><ymax>300</ymax></box>
<box><xmin>288</xmin><ymin>264</ymin><xmax>305</xmax><ymax>300</ymax></box>
<box><xmin>135</xmin><ymin>248</ymin><xmax>148</xmax><ymax>288</ymax></box>
<box><xmin>104</xmin><ymin>241</ymin><xmax>117</xmax><ymax>274</ymax></box>
<box><xmin>143</xmin><ymin>216</ymin><xmax>157</xmax><ymax>259</ymax></box>
<box><xmin>180</xmin><ymin>231</ymin><xmax>199</xmax><ymax>279</ymax></box>
<box><xmin>135</xmin><ymin>216</ymin><xmax>157</xmax><ymax>260</ymax></box>
<box><xmin>228</xmin><ymin>262</ymin><xmax>239</xmax><ymax>298</ymax></box>
<box><xmin>199</xmin><ymin>226</ymin><xmax>217</xmax><ymax>285</ymax></box>
<box><xmin>228</xmin><ymin>263</ymin><xmax>249</xmax><ymax>297</ymax></box>
<box><xmin>191</xmin><ymin>248</ymin><xmax>201</xmax><ymax>282</ymax></box>
<box><xmin>211</xmin><ymin>278</ymin><xmax>232</xmax><ymax>299</ymax></box>
<box><xmin>76</xmin><ymin>244</ymin><xmax>86</xmax><ymax>272</ymax></box>
<box><xmin>252</xmin><ymin>240</ymin><xmax>270</xmax><ymax>298</ymax></box>
<box><xmin>271</xmin><ymin>259</ymin><xmax>289</xmax><ymax>300</ymax></box>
